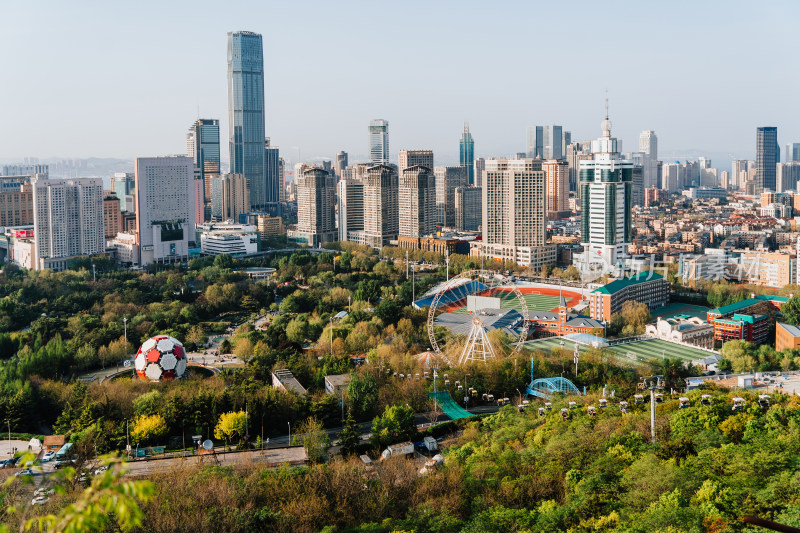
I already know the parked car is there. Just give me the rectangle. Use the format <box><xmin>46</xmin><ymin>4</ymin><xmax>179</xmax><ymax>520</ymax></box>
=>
<box><xmin>31</xmin><ymin>496</ymin><xmax>49</xmax><ymax>505</ymax></box>
<box><xmin>41</xmin><ymin>451</ymin><xmax>55</xmax><ymax>463</ymax></box>
<box><xmin>15</xmin><ymin>468</ymin><xmax>34</xmax><ymax>477</ymax></box>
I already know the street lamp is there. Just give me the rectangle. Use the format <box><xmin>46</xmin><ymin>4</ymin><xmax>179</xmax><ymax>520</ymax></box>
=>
<box><xmin>464</xmin><ymin>374</ymin><xmax>470</xmax><ymax>411</ymax></box>
<box><xmin>4</xmin><ymin>419</ymin><xmax>9</xmax><ymax>457</ymax></box>
<box><xmin>330</xmin><ymin>316</ymin><xmax>334</xmax><ymax>356</ymax></box>
<box><xmin>287</xmin><ymin>421</ymin><xmax>291</xmax><ymax>445</ymax></box>
<box><xmin>123</xmin><ymin>317</ymin><xmax>128</xmax><ymax>345</ymax></box>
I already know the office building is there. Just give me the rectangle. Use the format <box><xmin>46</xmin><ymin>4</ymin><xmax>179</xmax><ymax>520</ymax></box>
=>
<box><xmin>292</xmin><ymin>167</ymin><xmax>336</xmax><ymax>246</ymax></box>
<box><xmin>399</xmin><ymin>165</ymin><xmax>436</xmax><ymax>238</ymax></box>
<box><xmin>134</xmin><ymin>156</ymin><xmax>194</xmax><ymax>266</ymax></box>
<box><xmin>777</xmin><ymin>162</ymin><xmax>800</xmax><ymax>193</ymax></box>
<box><xmin>369</xmin><ymin>119</ymin><xmax>389</xmax><ymax>165</ymax></box>
<box><xmin>543</xmin><ymin>159</ymin><xmax>569</xmax><ymax>219</ymax></box>
<box><xmin>278</xmin><ymin>157</ymin><xmax>286</xmax><ymax>202</ymax></box>
<box><xmin>257</xmin><ymin>214</ymin><xmax>284</xmax><ymax>239</ymax></box>
<box><xmin>786</xmin><ymin>143</ymin><xmax>800</xmax><ymax>163</ymax></box>
<box><xmin>336</xmin><ymin>151</ymin><xmax>348</xmax><ymax>177</ymax></box>
<box><xmin>434</xmin><ymin>166</ymin><xmax>467</xmax><ymax>227</ymax></box>
<box><xmin>398</xmin><ymin>149</ymin><xmax>433</xmax><ymax>176</ymax></box>
<box><xmin>756</xmin><ymin>126</ymin><xmax>779</xmax><ymax>193</ymax></box>
<box><xmin>0</xmin><ymin>177</ymin><xmax>33</xmax><ymax>226</ymax></box>
<box><xmin>211</xmin><ymin>173</ymin><xmax>250</xmax><ymax>221</ymax></box>
<box><xmin>363</xmin><ymin>165</ymin><xmax>398</xmax><ymax>248</ymax></box>
<box><xmin>473</xmin><ymin>157</ymin><xmax>485</xmax><ymax>188</ymax></box>
<box><xmin>31</xmin><ymin>177</ymin><xmax>104</xmax><ymax>271</ymax></box>
<box><xmin>566</xmin><ymin>142</ymin><xmax>592</xmax><ymax>194</ymax></box>
<box><xmin>472</xmin><ymin>158</ymin><xmax>555</xmax><ymax>268</ymax></box>
<box><xmin>263</xmin><ymin>138</ymin><xmax>281</xmax><ymax>208</ymax></box>
<box><xmin>227</xmin><ymin>31</ymin><xmax>267</xmax><ymax>209</ymax></box>
<box><xmin>454</xmin><ymin>186</ymin><xmax>481</xmax><ymax>232</ymax></box>
<box><xmin>103</xmin><ymin>193</ymin><xmax>122</xmax><ymax>240</ymax></box>
<box><xmin>577</xmin><ymin>110</ymin><xmax>633</xmax><ymax>267</ymax></box>
<box><xmin>638</xmin><ymin>130</ymin><xmax>658</xmax><ymax>189</ymax></box>
<box><xmin>111</xmin><ymin>173</ymin><xmax>135</xmax><ymax>212</ymax></box>
<box><xmin>460</xmin><ymin>123</ymin><xmax>475</xmax><ymax>185</ymax></box>
<box><xmin>527</xmin><ymin>126</ymin><xmax>568</xmax><ymax>160</ymax></box>
<box><xmin>187</xmin><ymin>118</ymin><xmax>220</xmax><ymax>218</ymax></box>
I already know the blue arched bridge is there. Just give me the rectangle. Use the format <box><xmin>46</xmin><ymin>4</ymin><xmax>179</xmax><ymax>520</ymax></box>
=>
<box><xmin>526</xmin><ymin>377</ymin><xmax>581</xmax><ymax>399</ymax></box>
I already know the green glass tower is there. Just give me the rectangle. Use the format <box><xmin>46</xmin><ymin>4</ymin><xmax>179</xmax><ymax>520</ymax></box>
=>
<box><xmin>459</xmin><ymin>123</ymin><xmax>475</xmax><ymax>185</ymax></box>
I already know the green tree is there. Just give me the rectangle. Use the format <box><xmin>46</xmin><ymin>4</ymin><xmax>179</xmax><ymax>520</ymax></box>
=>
<box><xmin>371</xmin><ymin>404</ymin><xmax>417</xmax><ymax>448</ymax></box>
<box><xmin>347</xmin><ymin>371</ymin><xmax>378</xmax><ymax>420</ymax></box>
<box><xmin>130</xmin><ymin>414</ymin><xmax>168</xmax><ymax>445</ymax></box>
<box><xmin>214</xmin><ymin>410</ymin><xmax>249</xmax><ymax>445</ymax></box>
<box><xmin>132</xmin><ymin>391</ymin><xmax>164</xmax><ymax>418</ymax></box>
<box><xmin>338</xmin><ymin>407</ymin><xmax>360</xmax><ymax>456</ymax></box>
<box><xmin>781</xmin><ymin>296</ymin><xmax>800</xmax><ymax>326</ymax></box>
<box><xmin>293</xmin><ymin>416</ymin><xmax>331</xmax><ymax>463</ymax></box>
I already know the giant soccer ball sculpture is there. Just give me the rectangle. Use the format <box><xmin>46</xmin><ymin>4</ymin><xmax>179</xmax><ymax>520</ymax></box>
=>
<box><xmin>134</xmin><ymin>335</ymin><xmax>188</xmax><ymax>382</ymax></box>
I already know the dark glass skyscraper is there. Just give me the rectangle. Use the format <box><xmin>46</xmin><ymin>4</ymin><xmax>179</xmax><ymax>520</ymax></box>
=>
<box><xmin>228</xmin><ymin>31</ymin><xmax>267</xmax><ymax>209</ymax></box>
<box><xmin>756</xmin><ymin>126</ymin><xmax>779</xmax><ymax>193</ymax></box>
<box><xmin>459</xmin><ymin>123</ymin><xmax>475</xmax><ymax>185</ymax></box>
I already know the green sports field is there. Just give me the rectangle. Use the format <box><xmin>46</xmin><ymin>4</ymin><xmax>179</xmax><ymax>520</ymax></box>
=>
<box><xmin>524</xmin><ymin>337</ymin><xmax>713</xmax><ymax>364</ymax></box>
<box><xmin>452</xmin><ymin>292</ymin><xmax>562</xmax><ymax>314</ymax></box>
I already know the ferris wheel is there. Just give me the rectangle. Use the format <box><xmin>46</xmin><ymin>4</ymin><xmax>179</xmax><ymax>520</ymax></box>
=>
<box><xmin>426</xmin><ymin>270</ymin><xmax>530</xmax><ymax>366</ymax></box>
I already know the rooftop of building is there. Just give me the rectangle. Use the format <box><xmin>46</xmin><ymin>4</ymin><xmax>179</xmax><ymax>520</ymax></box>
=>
<box><xmin>708</xmin><ymin>294</ymin><xmax>789</xmax><ymax>316</ymax></box>
<box><xmin>777</xmin><ymin>322</ymin><xmax>800</xmax><ymax>337</ymax></box>
<box><xmin>591</xmin><ymin>271</ymin><xmax>665</xmax><ymax>295</ymax></box>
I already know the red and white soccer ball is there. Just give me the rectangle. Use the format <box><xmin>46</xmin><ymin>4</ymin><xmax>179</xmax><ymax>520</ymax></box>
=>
<box><xmin>134</xmin><ymin>335</ymin><xmax>187</xmax><ymax>382</ymax></box>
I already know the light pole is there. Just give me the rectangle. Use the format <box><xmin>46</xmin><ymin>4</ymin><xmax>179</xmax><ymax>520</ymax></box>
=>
<box><xmin>123</xmin><ymin>317</ymin><xmax>128</xmax><ymax>345</ymax></box>
<box><xmin>464</xmin><ymin>374</ymin><xmax>470</xmax><ymax>411</ymax></box>
<box><xmin>4</xmin><ymin>419</ymin><xmax>9</xmax><ymax>457</ymax></box>
<box><xmin>287</xmin><ymin>421</ymin><xmax>291</xmax><ymax>446</ymax></box>
<box><xmin>330</xmin><ymin>316</ymin><xmax>334</xmax><ymax>356</ymax></box>
<box><xmin>445</xmin><ymin>250</ymin><xmax>450</xmax><ymax>282</ymax></box>
<box><xmin>348</xmin><ymin>295</ymin><xmax>351</xmax><ymax>314</ymax></box>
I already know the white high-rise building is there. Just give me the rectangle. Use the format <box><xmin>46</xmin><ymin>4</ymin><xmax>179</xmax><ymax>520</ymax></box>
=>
<box><xmin>638</xmin><ymin>130</ymin><xmax>658</xmax><ymax>189</ymax></box>
<box><xmin>369</xmin><ymin>119</ymin><xmax>389</xmax><ymax>165</ymax></box>
<box><xmin>472</xmin><ymin>158</ymin><xmax>555</xmax><ymax>268</ymax></box>
<box><xmin>363</xmin><ymin>165</ymin><xmax>398</xmax><ymax>248</ymax></box>
<box><xmin>134</xmin><ymin>156</ymin><xmax>195</xmax><ymax>266</ymax></box>
<box><xmin>399</xmin><ymin>165</ymin><xmax>436</xmax><ymax>238</ymax></box>
<box><xmin>31</xmin><ymin>177</ymin><xmax>104</xmax><ymax>271</ymax></box>
<box><xmin>578</xmin><ymin>111</ymin><xmax>633</xmax><ymax>267</ymax></box>
<box><xmin>473</xmin><ymin>157</ymin><xmax>486</xmax><ymax>188</ymax></box>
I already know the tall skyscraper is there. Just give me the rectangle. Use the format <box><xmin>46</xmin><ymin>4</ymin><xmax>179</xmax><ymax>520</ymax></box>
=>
<box><xmin>639</xmin><ymin>130</ymin><xmax>659</xmax><ymax>189</ymax></box>
<box><xmin>398</xmin><ymin>149</ymin><xmax>433</xmax><ymax>176</ymax></box>
<box><xmin>293</xmin><ymin>167</ymin><xmax>336</xmax><ymax>246</ymax></box>
<box><xmin>32</xmin><ymin>177</ymin><xmax>104</xmax><ymax>271</ymax></box>
<box><xmin>756</xmin><ymin>126</ymin><xmax>779</xmax><ymax>193</ymax></box>
<box><xmin>786</xmin><ymin>143</ymin><xmax>800</xmax><ymax>162</ymax></box>
<box><xmin>369</xmin><ymin>120</ymin><xmax>389</xmax><ymax>164</ymax></box>
<box><xmin>227</xmin><ymin>31</ymin><xmax>267</xmax><ymax>209</ymax></box>
<box><xmin>111</xmin><ymin>173</ymin><xmax>135</xmax><ymax>212</ymax></box>
<box><xmin>434</xmin><ymin>166</ymin><xmax>467</xmax><ymax>227</ymax></box>
<box><xmin>399</xmin><ymin>166</ymin><xmax>436</xmax><ymax>238</ymax></box>
<box><xmin>543</xmin><ymin>159</ymin><xmax>569</xmax><ymax>218</ymax></box>
<box><xmin>135</xmin><ymin>156</ymin><xmax>195</xmax><ymax>266</ymax></box>
<box><xmin>336</xmin><ymin>151</ymin><xmax>348</xmax><ymax>177</ymax></box>
<box><xmin>476</xmin><ymin>158</ymin><xmax>555</xmax><ymax>268</ymax></box>
<box><xmin>211</xmin><ymin>174</ymin><xmax>250</xmax><ymax>221</ymax></box>
<box><xmin>459</xmin><ymin>124</ymin><xmax>475</xmax><ymax>185</ymax></box>
<box><xmin>363</xmin><ymin>165</ymin><xmax>398</xmax><ymax>248</ymax></box>
<box><xmin>777</xmin><ymin>162</ymin><xmax>800</xmax><ymax>193</ymax></box>
<box><xmin>187</xmin><ymin>118</ymin><xmax>221</xmax><ymax>218</ymax></box>
<box><xmin>264</xmin><ymin>138</ymin><xmax>280</xmax><ymax>209</ymax></box>
<box><xmin>527</xmin><ymin>126</ymin><xmax>568</xmax><ymax>160</ymax></box>
<box><xmin>454</xmin><ymin>186</ymin><xmax>481</xmax><ymax>232</ymax></box>
<box><xmin>338</xmin><ymin>176</ymin><xmax>364</xmax><ymax>243</ymax></box>
<box><xmin>526</xmin><ymin>126</ymin><xmax>543</xmax><ymax>158</ymax></box>
<box><xmin>579</xmin><ymin>109</ymin><xmax>633</xmax><ymax>266</ymax></box>
<box><xmin>473</xmin><ymin>157</ymin><xmax>486</xmax><ymax>188</ymax></box>
<box><xmin>542</xmin><ymin>125</ymin><xmax>563</xmax><ymax>160</ymax></box>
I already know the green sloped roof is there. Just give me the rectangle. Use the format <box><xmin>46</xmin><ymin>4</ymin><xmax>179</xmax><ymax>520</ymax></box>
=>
<box><xmin>592</xmin><ymin>271</ymin><xmax>664</xmax><ymax>295</ymax></box>
<box><xmin>709</xmin><ymin>294</ymin><xmax>789</xmax><ymax>316</ymax></box>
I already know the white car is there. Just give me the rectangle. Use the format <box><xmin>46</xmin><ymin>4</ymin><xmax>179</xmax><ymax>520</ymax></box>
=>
<box><xmin>31</xmin><ymin>496</ymin><xmax>49</xmax><ymax>505</ymax></box>
<box><xmin>41</xmin><ymin>452</ymin><xmax>55</xmax><ymax>463</ymax></box>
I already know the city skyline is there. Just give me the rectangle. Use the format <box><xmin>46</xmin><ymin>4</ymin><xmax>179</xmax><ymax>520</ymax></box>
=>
<box><xmin>1</xmin><ymin>1</ymin><xmax>799</xmax><ymax>164</ymax></box>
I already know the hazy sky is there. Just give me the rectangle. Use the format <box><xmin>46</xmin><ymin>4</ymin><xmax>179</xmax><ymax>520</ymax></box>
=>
<box><xmin>1</xmin><ymin>0</ymin><xmax>798</xmax><ymax>166</ymax></box>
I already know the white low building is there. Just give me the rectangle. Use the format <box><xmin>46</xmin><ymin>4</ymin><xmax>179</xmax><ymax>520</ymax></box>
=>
<box><xmin>646</xmin><ymin>317</ymin><xmax>715</xmax><ymax>349</ymax></box>
<box><xmin>198</xmin><ymin>222</ymin><xmax>258</xmax><ymax>256</ymax></box>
